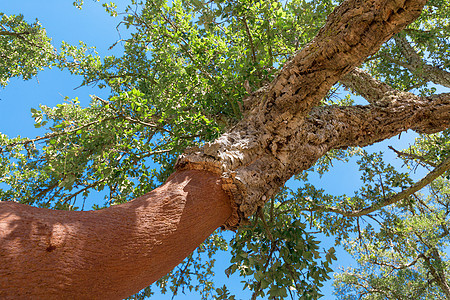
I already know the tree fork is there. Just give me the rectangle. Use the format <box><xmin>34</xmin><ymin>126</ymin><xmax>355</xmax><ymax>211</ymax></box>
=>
<box><xmin>177</xmin><ymin>0</ymin><xmax>428</xmax><ymax>228</ymax></box>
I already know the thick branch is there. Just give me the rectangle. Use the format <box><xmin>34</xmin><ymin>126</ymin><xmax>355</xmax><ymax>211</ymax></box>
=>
<box><xmin>394</xmin><ymin>34</ymin><xmax>450</xmax><ymax>88</ymax></box>
<box><xmin>295</xmin><ymin>91</ymin><xmax>450</xmax><ymax>216</ymax></box>
<box><xmin>340</xmin><ymin>67</ymin><xmax>398</xmax><ymax>104</ymax></box>
<box><xmin>319</xmin><ymin>93</ymin><xmax>450</xmax><ymax>148</ymax></box>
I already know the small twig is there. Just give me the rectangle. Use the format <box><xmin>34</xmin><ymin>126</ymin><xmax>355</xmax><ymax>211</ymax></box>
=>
<box><xmin>60</xmin><ymin>178</ymin><xmax>107</xmax><ymax>205</ymax></box>
<box><xmin>258</xmin><ymin>208</ymin><xmax>274</xmax><ymax>241</ymax></box>
<box><xmin>378</xmin><ymin>172</ymin><xmax>387</xmax><ymax>201</ymax></box>
<box><xmin>240</xmin><ymin>16</ymin><xmax>257</xmax><ymax>64</ymax></box>
<box><xmin>304</xmin><ymin>154</ymin><xmax>450</xmax><ymax>217</ymax></box>
<box><xmin>2</xmin><ymin>118</ymin><xmax>111</xmax><ymax>149</ymax></box>
<box><xmin>171</xmin><ymin>255</ymin><xmax>194</xmax><ymax>299</ymax></box>
<box><xmin>388</xmin><ymin>145</ymin><xmax>437</xmax><ymax>167</ymax></box>
<box><xmin>0</xmin><ymin>30</ymin><xmax>32</xmax><ymax>37</ymax></box>
<box><xmin>251</xmin><ymin>240</ymin><xmax>277</xmax><ymax>300</ymax></box>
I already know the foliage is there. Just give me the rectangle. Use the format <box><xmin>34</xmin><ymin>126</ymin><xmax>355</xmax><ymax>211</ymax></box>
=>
<box><xmin>1</xmin><ymin>0</ymin><xmax>450</xmax><ymax>299</ymax></box>
<box><xmin>333</xmin><ymin>131</ymin><xmax>450</xmax><ymax>299</ymax></box>
<box><xmin>366</xmin><ymin>0</ymin><xmax>450</xmax><ymax>93</ymax></box>
<box><xmin>0</xmin><ymin>13</ymin><xmax>55</xmax><ymax>86</ymax></box>
<box><xmin>225</xmin><ymin>189</ymin><xmax>336</xmax><ymax>300</ymax></box>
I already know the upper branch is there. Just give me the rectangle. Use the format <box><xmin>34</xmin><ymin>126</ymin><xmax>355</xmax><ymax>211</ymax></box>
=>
<box><xmin>0</xmin><ymin>30</ymin><xmax>32</xmax><ymax>37</ymax></box>
<box><xmin>298</xmin><ymin>86</ymin><xmax>450</xmax><ymax>217</ymax></box>
<box><xmin>296</xmin><ymin>88</ymin><xmax>450</xmax><ymax>217</ymax></box>
<box><xmin>255</xmin><ymin>0</ymin><xmax>427</xmax><ymax>128</ymax></box>
<box><xmin>394</xmin><ymin>34</ymin><xmax>450</xmax><ymax>88</ymax></box>
<box><xmin>388</xmin><ymin>145</ymin><xmax>438</xmax><ymax>168</ymax></box>
<box><xmin>340</xmin><ymin>67</ymin><xmax>399</xmax><ymax>104</ymax></box>
<box><xmin>306</xmin><ymin>92</ymin><xmax>450</xmax><ymax>152</ymax></box>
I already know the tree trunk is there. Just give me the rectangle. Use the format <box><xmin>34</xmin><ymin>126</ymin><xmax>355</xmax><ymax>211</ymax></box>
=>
<box><xmin>3</xmin><ymin>0</ymin><xmax>449</xmax><ymax>299</ymax></box>
<box><xmin>0</xmin><ymin>170</ymin><xmax>232</xmax><ymax>299</ymax></box>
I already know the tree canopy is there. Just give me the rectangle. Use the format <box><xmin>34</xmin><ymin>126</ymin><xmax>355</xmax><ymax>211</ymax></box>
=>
<box><xmin>1</xmin><ymin>0</ymin><xmax>450</xmax><ymax>299</ymax></box>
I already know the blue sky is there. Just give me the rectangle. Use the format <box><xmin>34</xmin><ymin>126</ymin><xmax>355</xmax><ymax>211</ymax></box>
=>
<box><xmin>0</xmin><ymin>1</ymin><xmax>437</xmax><ymax>299</ymax></box>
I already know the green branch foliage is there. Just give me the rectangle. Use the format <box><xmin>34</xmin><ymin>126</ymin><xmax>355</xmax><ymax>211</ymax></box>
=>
<box><xmin>0</xmin><ymin>13</ymin><xmax>55</xmax><ymax>86</ymax></box>
<box><xmin>366</xmin><ymin>0</ymin><xmax>450</xmax><ymax>93</ymax></box>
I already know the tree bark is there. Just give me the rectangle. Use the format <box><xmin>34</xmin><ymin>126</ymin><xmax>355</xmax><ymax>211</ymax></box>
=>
<box><xmin>3</xmin><ymin>0</ymin><xmax>449</xmax><ymax>299</ymax></box>
<box><xmin>424</xmin><ymin>249</ymin><xmax>450</xmax><ymax>299</ymax></box>
<box><xmin>0</xmin><ymin>170</ymin><xmax>232</xmax><ymax>299</ymax></box>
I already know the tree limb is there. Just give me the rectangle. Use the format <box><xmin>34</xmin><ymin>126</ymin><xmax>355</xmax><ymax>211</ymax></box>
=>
<box><xmin>394</xmin><ymin>34</ymin><xmax>450</xmax><ymax>88</ymax></box>
<box><xmin>0</xmin><ymin>170</ymin><xmax>232</xmax><ymax>299</ymax></box>
<box><xmin>240</xmin><ymin>16</ymin><xmax>257</xmax><ymax>65</ymax></box>
<box><xmin>422</xmin><ymin>248</ymin><xmax>450</xmax><ymax>298</ymax></box>
<box><xmin>0</xmin><ymin>30</ymin><xmax>32</xmax><ymax>37</ymax></box>
<box><xmin>177</xmin><ymin>0</ymin><xmax>429</xmax><ymax>225</ymax></box>
<box><xmin>303</xmin><ymin>153</ymin><xmax>450</xmax><ymax>217</ymax></box>
<box><xmin>388</xmin><ymin>145</ymin><xmax>438</xmax><ymax>168</ymax></box>
<box><xmin>370</xmin><ymin>253</ymin><xmax>425</xmax><ymax>270</ymax></box>
<box><xmin>340</xmin><ymin>67</ymin><xmax>399</xmax><ymax>104</ymax></box>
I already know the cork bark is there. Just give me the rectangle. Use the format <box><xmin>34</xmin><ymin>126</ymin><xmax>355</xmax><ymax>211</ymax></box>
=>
<box><xmin>394</xmin><ymin>34</ymin><xmax>450</xmax><ymax>88</ymax></box>
<box><xmin>3</xmin><ymin>0</ymin><xmax>449</xmax><ymax>299</ymax></box>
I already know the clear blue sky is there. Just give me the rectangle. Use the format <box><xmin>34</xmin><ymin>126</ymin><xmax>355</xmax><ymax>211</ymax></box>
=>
<box><xmin>0</xmin><ymin>1</ymin><xmax>431</xmax><ymax>299</ymax></box>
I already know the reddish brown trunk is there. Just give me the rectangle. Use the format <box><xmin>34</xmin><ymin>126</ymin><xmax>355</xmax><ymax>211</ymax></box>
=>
<box><xmin>0</xmin><ymin>170</ymin><xmax>232</xmax><ymax>299</ymax></box>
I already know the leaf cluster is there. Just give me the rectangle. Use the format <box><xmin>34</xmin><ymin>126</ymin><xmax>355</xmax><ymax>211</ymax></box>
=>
<box><xmin>0</xmin><ymin>13</ymin><xmax>55</xmax><ymax>86</ymax></box>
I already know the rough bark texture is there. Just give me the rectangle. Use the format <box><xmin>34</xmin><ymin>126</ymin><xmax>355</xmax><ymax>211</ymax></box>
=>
<box><xmin>0</xmin><ymin>170</ymin><xmax>232</xmax><ymax>299</ymax></box>
<box><xmin>426</xmin><ymin>249</ymin><xmax>450</xmax><ymax>299</ymax></box>
<box><xmin>176</xmin><ymin>0</ymin><xmax>429</xmax><ymax>228</ymax></box>
<box><xmin>340</xmin><ymin>67</ymin><xmax>399</xmax><ymax>104</ymax></box>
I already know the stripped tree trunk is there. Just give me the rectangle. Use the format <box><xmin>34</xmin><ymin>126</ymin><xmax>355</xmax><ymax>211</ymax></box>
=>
<box><xmin>1</xmin><ymin>170</ymin><xmax>231</xmax><ymax>299</ymax></box>
<box><xmin>3</xmin><ymin>0</ymin><xmax>449</xmax><ymax>299</ymax></box>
